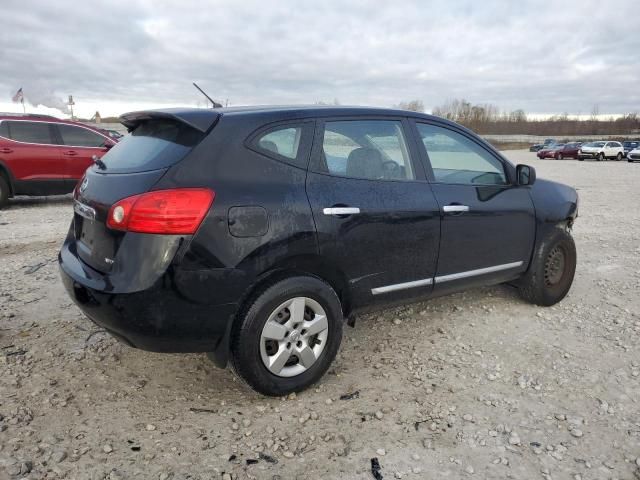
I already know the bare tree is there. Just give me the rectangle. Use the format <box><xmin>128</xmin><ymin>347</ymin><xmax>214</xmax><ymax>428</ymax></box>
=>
<box><xmin>396</xmin><ymin>100</ymin><xmax>424</xmax><ymax>112</ymax></box>
<box><xmin>430</xmin><ymin>98</ymin><xmax>639</xmax><ymax>136</ymax></box>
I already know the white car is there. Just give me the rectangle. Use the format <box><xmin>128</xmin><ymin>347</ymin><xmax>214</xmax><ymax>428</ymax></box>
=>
<box><xmin>578</xmin><ymin>141</ymin><xmax>624</xmax><ymax>161</ymax></box>
<box><xmin>627</xmin><ymin>147</ymin><xmax>640</xmax><ymax>163</ymax></box>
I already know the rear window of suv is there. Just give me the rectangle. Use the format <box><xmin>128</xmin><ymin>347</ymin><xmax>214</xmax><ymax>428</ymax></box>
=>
<box><xmin>99</xmin><ymin>120</ymin><xmax>204</xmax><ymax>173</ymax></box>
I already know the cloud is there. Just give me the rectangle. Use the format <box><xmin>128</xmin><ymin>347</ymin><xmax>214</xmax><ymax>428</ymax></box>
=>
<box><xmin>0</xmin><ymin>0</ymin><xmax>638</xmax><ymax>117</ymax></box>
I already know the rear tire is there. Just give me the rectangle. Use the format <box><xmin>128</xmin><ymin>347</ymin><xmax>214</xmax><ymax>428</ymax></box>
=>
<box><xmin>598</xmin><ymin>152</ymin><xmax>605</xmax><ymax>161</ymax></box>
<box><xmin>616</xmin><ymin>152</ymin><xmax>623</xmax><ymax>161</ymax></box>
<box><xmin>229</xmin><ymin>276</ymin><xmax>343</xmax><ymax>396</ymax></box>
<box><xmin>0</xmin><ymin>175</ymin><xmax>9</xmax><ymax>209</ymax></box>
<box><xmin>518</xmin><ymin>228</ymin><xmax>576</xmax><ymax>306</ymax></box>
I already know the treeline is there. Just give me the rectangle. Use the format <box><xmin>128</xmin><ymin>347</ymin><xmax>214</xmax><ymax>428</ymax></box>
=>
<box><xmin>400</xmin><ymin>98</ymin><xmax>640</xmax><ymax>136</ymax></box>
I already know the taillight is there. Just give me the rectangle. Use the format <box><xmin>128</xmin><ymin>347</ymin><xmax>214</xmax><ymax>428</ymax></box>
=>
<box><xmin>107</xmin><ymin>188</ymin><xmax>215</xmax><ymax>234</ymax></box>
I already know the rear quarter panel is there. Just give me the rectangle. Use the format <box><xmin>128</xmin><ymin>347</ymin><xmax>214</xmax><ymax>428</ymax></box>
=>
<box><xmin>156</xmin><ymin>114</ymin><xmax>319</xmax><ymax>303</ymax></box>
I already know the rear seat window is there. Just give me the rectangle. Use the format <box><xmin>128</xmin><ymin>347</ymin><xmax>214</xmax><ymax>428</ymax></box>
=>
<box><xmin>258</xmin><ymin>127</ymin><xmax>301</xmax><ymax>160</ymax></box>
<box><xmin>250</xmin><ymin>122</ymin><xmax>313</xmax><ymax>169</ymax></box>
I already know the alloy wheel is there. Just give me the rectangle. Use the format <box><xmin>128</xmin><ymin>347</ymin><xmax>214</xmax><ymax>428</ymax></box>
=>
<box><xmin>260</xmin><ymin>297</ymin><xmax>329</xmax><ymax>377</ymax></box>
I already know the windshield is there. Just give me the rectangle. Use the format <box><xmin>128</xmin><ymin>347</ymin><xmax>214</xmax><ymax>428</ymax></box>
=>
<box><xmin>623</xmin><ymin>141</ymin><xmax>639</xmax><ymax>148</ymax></box>
<box><xmin>99</xmin><ymin>120</ymin><xmax>204</xmax><ymax>173</ymax></box>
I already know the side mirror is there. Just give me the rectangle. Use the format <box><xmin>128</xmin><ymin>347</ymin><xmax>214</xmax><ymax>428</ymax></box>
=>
<box><xmin>516</xmin><ymin>164</ymin><xmax>536</xmax><ymax>186</ymax></box>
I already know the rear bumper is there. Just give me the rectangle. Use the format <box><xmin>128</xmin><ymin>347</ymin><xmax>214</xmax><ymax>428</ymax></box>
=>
<box><xmin>59</xmin><ymin>240</ymin><xmax>240</xmax><ymax>353</ymax></box>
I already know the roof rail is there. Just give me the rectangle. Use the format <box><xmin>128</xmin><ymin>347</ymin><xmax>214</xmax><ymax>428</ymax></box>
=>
<box><xmin>0</xmin><ymin>112</ymin><xmax>60</xmax><ymax>120</ymax></box>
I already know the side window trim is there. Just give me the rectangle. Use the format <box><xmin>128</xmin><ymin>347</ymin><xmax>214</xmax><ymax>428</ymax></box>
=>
<box><xmin>246</xmin><ymin>119</ymin><xmax>315</xmax><ymax>170</ymax></box>
<box><xmin>410</xmin><ymin>119</ymin><xmax>515</xmax><ymax>185</ymax></box>
<box><xmin>308</xmin><ymin>116</ymin><xmax>427</xmax><ymax>182</ymax></box>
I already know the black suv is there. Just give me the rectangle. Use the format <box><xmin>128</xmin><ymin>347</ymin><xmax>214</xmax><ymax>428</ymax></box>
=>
<box><xmin>59</xmin><ymin>106</ymin><xmax>578</xmax><ymax>396</ymax></box>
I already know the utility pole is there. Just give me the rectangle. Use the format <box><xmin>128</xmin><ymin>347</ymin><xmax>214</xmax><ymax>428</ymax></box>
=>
<box><xmin>68</xmin><ymin>95</ymin><xmax>75</xmax><ymax>120</ymax></box>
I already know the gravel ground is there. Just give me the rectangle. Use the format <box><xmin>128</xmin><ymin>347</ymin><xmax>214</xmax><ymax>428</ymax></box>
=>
<box><xmin>0</xmin><ymin>150</ymin><xmax>639</xmax><ymax>480</ymax></box>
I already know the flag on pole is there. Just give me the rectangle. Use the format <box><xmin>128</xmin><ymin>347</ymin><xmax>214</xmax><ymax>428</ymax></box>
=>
<box><xmin>12</xmin><ymin>88</ymin><xmax>24</xmax><ymax>103</ymax></box>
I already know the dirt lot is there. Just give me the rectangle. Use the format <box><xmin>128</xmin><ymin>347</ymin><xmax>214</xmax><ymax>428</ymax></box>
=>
<box><xmin>1</xmin><ymin>150</ymin><xmax>639</xmax><ymax>480</ymax></box>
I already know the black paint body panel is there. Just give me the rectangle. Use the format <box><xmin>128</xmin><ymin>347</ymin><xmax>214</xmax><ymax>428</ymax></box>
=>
<box><xmin>58</xmin><ymin>106</ymin><xmax>578</xmax><ymax>366</ymax></box>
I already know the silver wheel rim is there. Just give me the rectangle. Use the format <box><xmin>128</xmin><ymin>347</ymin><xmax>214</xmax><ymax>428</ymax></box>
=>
<box><xmin>259</xmin><ymin>297</ymin><xmax>329</xmax><ymax>378</ymax></box>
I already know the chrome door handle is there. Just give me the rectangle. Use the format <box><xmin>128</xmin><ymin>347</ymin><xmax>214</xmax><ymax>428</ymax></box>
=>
<box><xmin>323</xmin><ymin>207</ymin><xmax>361</xmax><ymax>216</ymax></box>
<box><xmin>443</xmin><ymin>205</ymin><xmax>469</xmax><ymax>213</ymax></box>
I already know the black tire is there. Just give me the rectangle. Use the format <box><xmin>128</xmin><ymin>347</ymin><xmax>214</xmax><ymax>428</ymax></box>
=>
<box><xmin>229</xmin><ymin>276</ymin><xmax>343</xmax><ymax>396</ymax></box>
<box><xmin>598</xmin><ymin>152</ymin><xmax>605</xmax><ymax>161</ymax></box>
<box><xmin>616</xmin><ymin>152</ymin><xmax>622</xmax><ymax>161</ymax></box>
<box><xmin>518</xmin><ymin>228</ymin><xmax>576</xmax><ymax>306</ymax></box>
<box><xmin>557</xmin><ymin>153</ymin><xmax>563</xmax><ymax>160</ymax></box>
<box><xmin>0</xmin><ymin>175</ymin><xmax>9</xmax><ymax>209</ymax></box>
<box><xmin>578</xmin><ymin>157</ymin><xmax>584</xmax><ymax>161</ymax></box>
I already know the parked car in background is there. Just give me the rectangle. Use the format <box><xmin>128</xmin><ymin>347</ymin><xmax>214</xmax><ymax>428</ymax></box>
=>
<box><xmin>0</xmin><ymin>113</ymin><xmax>117</xmax><ymax>208</ymax></box>
<box><xmin>552</xmin><ymin>142</ymin><xmax>582</xmax><ymax>160</ymax></box>
<box><xmin>537</xmin><ymin>143</ymin><xmax>565</xmax><ymax>159</ymax></box>
<box><xmin>622</xmin><ymin>140</ymin><xmax>640</xmax><ymax>157</ymax></box>
<box><xmin>578</xmin><ymin>141</ymin><xmax>624</xmax><ymax>161</ymax></box>
<box><xmin>99</xmin><ymin>128</ymin><xmax>124</xmax><ymax>141</ymax></box>
<box><xmin>59</xmin><ymin>106</ymin><xmax>578</xmax><ymax>396</ymax></box>
<box><xmin>627</xmin><ymin>147</ymin><xmax>640</xmax><ymax>163</ymax></box>
<box><xmin>530</xmin><ymin>138</ymin><xmax>557</xmax><ymax>152</ymax></box>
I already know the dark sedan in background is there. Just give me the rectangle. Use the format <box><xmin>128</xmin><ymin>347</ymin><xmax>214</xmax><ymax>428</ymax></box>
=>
<box><xmin>529</xmin><ymin>138</ymin><xmax>557</xmax><ymax>152</ymax></box>
<box><xmin>537</xmin><ymin>143</ymin><xmax>564</xmax><ymax>159</ymax></box>
<box><xmin>537</xmin><ymin>142</ymin><xmax>582</xmax><ymax>160</ymax></box>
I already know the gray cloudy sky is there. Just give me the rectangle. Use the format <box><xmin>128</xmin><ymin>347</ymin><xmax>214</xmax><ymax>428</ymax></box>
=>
<box><xmin>1</xmin><ymin>0</ymin><xmax>638</xmax><ymax>118</ymax></box>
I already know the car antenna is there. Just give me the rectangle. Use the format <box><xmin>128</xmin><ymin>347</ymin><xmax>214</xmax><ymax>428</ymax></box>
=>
<box><xmin>193</xmin><ymin>82</ymin><xmax>223</xmax><ymax>108</ymax></box>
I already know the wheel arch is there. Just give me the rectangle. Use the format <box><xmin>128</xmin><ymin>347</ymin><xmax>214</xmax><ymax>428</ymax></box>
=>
<box><xmin>208</xmin><ymin>254</ymin><xmax>351</xmax><ymax>368</ymax></box>
<box><xmin>0</xmin><ymin>160</ymin><xmax>15</xmax><ymax>197</ymax></box>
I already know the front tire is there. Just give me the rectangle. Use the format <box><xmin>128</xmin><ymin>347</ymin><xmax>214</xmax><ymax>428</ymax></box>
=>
<box><xmin>518</xmin><ymin>228</ymin><xmax>576</xmax><ymax>306</ymax></box>
<box><xmin>597</xmin><ymin>152</ymin><xmax>605</xmax><ymax>161</ymax></box>
<box><xmin>230</xmin><ymin>276</ymin><xmax>343</xmax><ymax>396</ymax></box>
<box><xmin>557</xmin><ymin>153</ymin><xmax>563</xmax><ymax>160</ymax></box>
<box><xmin>0</xmin><ymin>175</ymin><xmax>9</xmax><ymax>209</ymax></box>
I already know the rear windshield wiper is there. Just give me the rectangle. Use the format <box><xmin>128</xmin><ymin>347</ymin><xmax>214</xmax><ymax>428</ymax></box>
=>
<box><xmin>92</xmin><ymin>155</ymin><xmax>107</xmax><ymax>170</ymax></box>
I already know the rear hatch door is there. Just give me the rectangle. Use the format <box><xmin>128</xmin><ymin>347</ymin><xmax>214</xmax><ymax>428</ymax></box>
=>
<box><xmin>73</xmin><ymin>109</ymin><xmax>218</xmax><ymax>273</ymax></box>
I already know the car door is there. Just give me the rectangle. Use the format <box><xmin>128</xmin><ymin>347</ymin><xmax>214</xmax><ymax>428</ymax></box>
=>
<box><xmin>305</xmin><ymin>117</ymin><xmax>441</xmax><ymax>309</ymax></box>
<box><xmin>412</xmin><ymin>121</ymin><xmax>536</xmax><ymax>295</ymax></box>
<box><xmin>0</xmin><ymin>120</ymin><xmax>68</xmax><ymax>194</ymax></box>
<box><xmin>54</xmin><ymin>123</ymin><xmax>113</xmax><ymax>182</ymax></box>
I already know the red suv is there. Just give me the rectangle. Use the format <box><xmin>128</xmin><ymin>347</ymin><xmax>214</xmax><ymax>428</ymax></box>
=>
<box><xmin>0</xmin><ymin>113</ymin><xmax>117</xmax><ymax>208</ymax></box>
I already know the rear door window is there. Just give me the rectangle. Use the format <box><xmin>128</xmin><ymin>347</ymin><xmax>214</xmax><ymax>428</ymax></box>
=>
<box><xmin>4</xmin><ymin>121</ymin><xmax>55</xmax><ymax>145</ymax></box>
<box><xmin>99</xmin><ymin>119</ymin><xmax>204</xmax><ymax>173</ymax></box>
<box><xmin>58</xmin><ymin>124</ymin><xmax>107</xmax><ymax>147</ymax></box>
<box><xmin>317</xmin><ymin>120</ymin><xmax>415</xmax><ymax>181</ymax></box>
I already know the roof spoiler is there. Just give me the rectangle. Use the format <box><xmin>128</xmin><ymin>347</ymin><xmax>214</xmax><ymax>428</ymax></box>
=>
<box><xmin>119</xmin><ymin>108</ymin><xmax>220</xmax><ymax>133</ymax></box>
